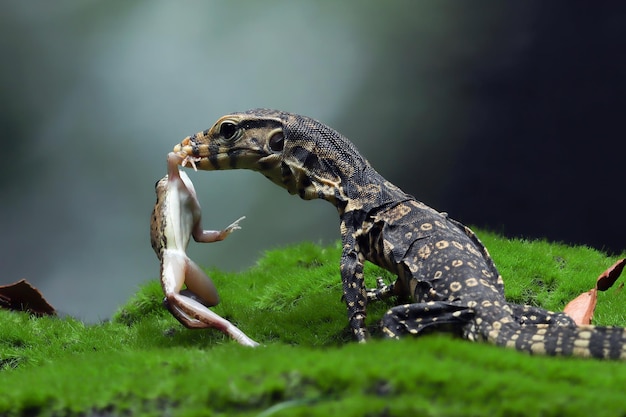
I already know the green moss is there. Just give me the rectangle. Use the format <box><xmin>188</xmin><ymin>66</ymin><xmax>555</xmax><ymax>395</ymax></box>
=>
<box><xmin>1</xmin><ymin>231</ymin><xmax>626</xmax><ymax>416</ymax></box>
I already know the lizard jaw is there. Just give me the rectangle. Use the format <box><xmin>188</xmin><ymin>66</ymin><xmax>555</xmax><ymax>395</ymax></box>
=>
<box><xmin>173</xmin><ymin>139</ymin><xmax>280</xmax><ymax>173</ymax></box>
<box><xmin>172</xmin><ymin>143</ymin><xmax>217</xmax><ymax>171</ymax></box>
<box><xmin>173</xmin><ymin>138</ymin><xmax>337</xmax><ymax>201</ymax></box>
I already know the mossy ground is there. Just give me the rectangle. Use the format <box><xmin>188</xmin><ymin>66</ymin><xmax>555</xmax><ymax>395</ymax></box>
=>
<box><xmin>2</xmin><ymin>231</ymin><xmax>626</xmax><ymax>416</ymax></box>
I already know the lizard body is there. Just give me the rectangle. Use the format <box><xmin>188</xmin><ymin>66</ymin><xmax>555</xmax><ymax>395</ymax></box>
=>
<box><xmin>174</xmin><ymin>109</ymin><xmax>626</xmax><ymax>358</ymax></box>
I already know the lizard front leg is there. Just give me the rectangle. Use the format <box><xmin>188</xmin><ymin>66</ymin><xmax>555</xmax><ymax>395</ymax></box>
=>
<box><xmin>340</xmin><ymin>223</ymin><xmax>369</xmax><ymax>342</ymax></box>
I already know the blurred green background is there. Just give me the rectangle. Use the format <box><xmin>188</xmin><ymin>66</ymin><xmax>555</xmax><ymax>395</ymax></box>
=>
<box><xmin>1</xmin><ymin>1</ymin><xmax>624</xmax><ymax>322</ymax></box>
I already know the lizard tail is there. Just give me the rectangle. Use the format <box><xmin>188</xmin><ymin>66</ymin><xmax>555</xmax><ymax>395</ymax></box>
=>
<box><xmin>381</xmin><ymin>301</ymin><xmax>626</xmax><ymax>358</ymax></box>
<box><xmin>382</xmin><ymin>301</ymin><xmax>626</xmax><ymax>360</ymax></box>
<box><xmin>484</xmin><ymin>321</ymin><xmax>626</xmax><ymax>359</ymax></box>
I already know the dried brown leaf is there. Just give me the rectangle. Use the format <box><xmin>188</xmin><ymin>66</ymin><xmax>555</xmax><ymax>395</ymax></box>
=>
<box><xmin>596</xmin><ymin>258</ymin><xmax>626</xmax><ymax>291</ymax></box>
<box><xmin>0</xmin><ymin>279</ymin><xmax>56</xmax><ymax>316</ymax></box>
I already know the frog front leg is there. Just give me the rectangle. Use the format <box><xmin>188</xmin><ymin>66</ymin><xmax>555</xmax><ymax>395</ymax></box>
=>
<box><xmin>161</xmin><ymin>249</ymin><xmax>259</xmax><ymax>347</ymax></box>
<box><xmin>192</xmin><ymin>216</ymin><xmax>246</xmax><ymax>243</ymax></box>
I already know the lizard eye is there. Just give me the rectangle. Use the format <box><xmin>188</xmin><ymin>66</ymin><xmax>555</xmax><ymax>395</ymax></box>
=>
<box><xmin>269</xmin><ymin>131</ymin><xmax>284</xmax><ymax>152</ymax></box>
<box><xmin>219</xmin><ymin>122</ymin><xmax>238</xmax><ymax>140</ymax></box>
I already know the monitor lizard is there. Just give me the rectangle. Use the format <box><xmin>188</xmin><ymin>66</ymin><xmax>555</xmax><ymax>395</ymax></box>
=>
<box><xmin>172</xmin><ymin>108</ymin><xmax>626</xmax><ymax>358</ymax></box>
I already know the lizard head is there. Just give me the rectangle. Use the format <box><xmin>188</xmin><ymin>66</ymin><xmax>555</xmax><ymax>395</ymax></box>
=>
<box><xmin>173</xmin><ymin>109</ymin><xmax>368</xmax><ymax>204</ymax></box>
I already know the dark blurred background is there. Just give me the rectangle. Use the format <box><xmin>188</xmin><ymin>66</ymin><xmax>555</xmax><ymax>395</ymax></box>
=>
<box><xmin>1</xmin><ymin>1</ymin><xmax>625</xmax><ymax>322</ymax></box>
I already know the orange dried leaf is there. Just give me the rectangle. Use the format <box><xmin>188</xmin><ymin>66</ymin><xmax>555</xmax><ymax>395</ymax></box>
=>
<box><xmin>563</xmin><ymin>289</ymin><xmax>597</xmax><ymax>325</ymax></box>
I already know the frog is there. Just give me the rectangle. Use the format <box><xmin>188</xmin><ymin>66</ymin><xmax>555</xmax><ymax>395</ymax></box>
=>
<box><xmin>150</xmin><ymin>151</ymin><xmax>258</xmax><ymax>347</ymax></box>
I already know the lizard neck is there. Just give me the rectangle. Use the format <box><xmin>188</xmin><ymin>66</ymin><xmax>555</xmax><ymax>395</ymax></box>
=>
<box><xmin>324</xmin><ymin>165</ymin><xmax>411</xmax><ymax>218</ymax></box>
<box><xmin>280</xmin><ymin>113</ymin><xmax>411</xmax><ymax>215</ymax></box>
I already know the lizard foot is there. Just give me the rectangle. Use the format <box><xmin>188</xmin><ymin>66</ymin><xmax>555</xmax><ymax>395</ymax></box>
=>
<box><xmin>366</xmin><ymin>277</ymin><xmax>395</xmax><ymax>302</ymax></box>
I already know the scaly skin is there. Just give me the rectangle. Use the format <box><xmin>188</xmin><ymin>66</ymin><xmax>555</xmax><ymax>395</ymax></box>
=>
<box><xmin>173</xmin><ymin>109</ymin><xmax>626</xmax><ymax>358</ymax></box>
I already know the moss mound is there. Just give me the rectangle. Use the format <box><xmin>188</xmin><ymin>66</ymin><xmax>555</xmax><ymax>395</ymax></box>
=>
<box><xmin>2</xmin><ymin>231</ymin><xmax>626</xmax><ymax>416</ymax></box>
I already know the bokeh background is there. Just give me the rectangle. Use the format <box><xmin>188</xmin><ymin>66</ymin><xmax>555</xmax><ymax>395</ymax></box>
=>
<box><xmin>1</xmin><ymin>1</ymin><xmax>625</xmax><ymax>322</ymax></box>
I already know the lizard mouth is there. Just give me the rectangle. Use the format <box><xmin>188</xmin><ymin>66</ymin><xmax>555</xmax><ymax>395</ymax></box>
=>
<box><xmin>171</xmin><ymin>138</ymin><xmax>216</xmax><ymax>170</ymax></box>
<box><xmin>173</xmin><ymin>137</ymin><xmax>276</xmax><ymax>172</ymax></box>
<box><xmin>173</xmin><ymin>139</ymin><xmax>212</xmax><ymax>170</ymax></box>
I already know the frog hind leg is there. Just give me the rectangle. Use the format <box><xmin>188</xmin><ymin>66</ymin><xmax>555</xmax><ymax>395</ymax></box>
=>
<box><xmin>166</xmin><ymin>290</ymin><xmax>259</xmax><ymax>346</ymax></box>
<box><xmin>183</xmin><ymin>257</ymin><xmax>220</xmax><ymax>306</ymax></box>
<box><xmin>160</xmin><ymin>251</ymin><xmax>259</xmax><ymax>346</ymax></box>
